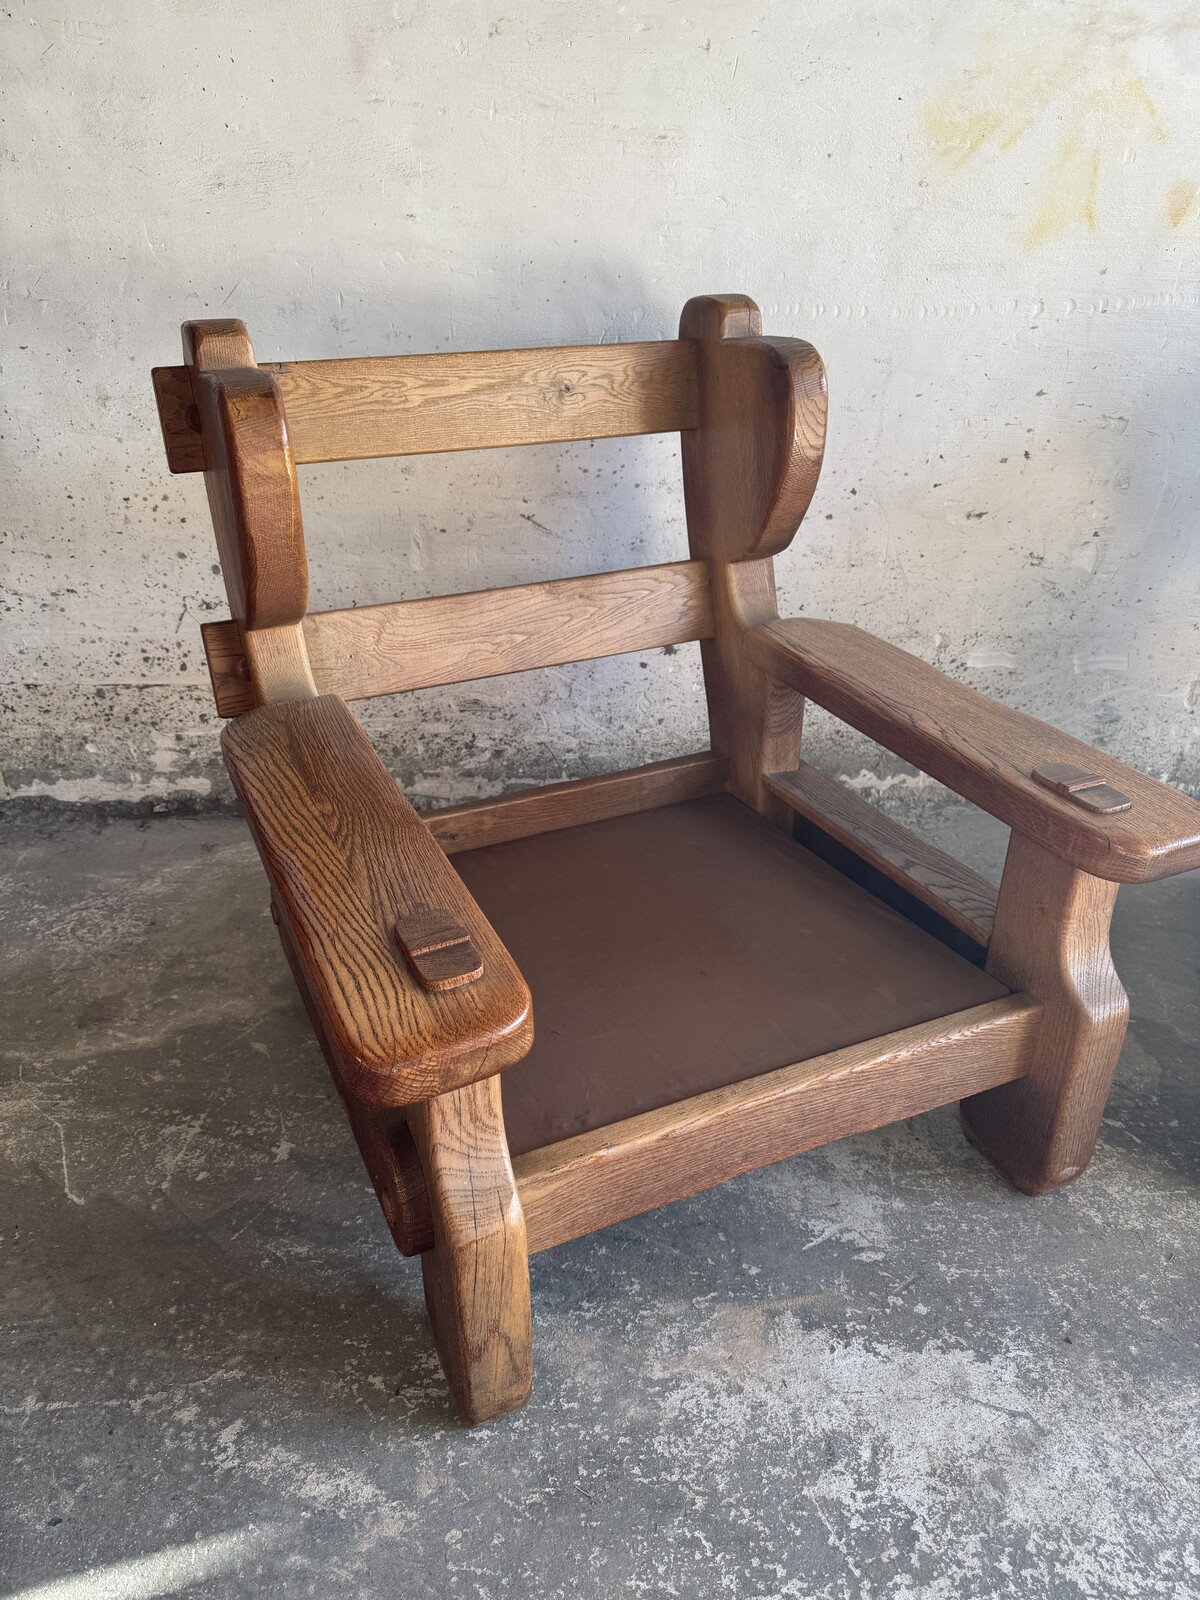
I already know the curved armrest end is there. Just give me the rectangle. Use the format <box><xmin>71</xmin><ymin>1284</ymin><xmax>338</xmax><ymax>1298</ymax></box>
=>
<box><xmin>680</xmin><ymin>294</ymin><xmax>827</xmax><ymax>563</ymax></box>
<box><xmin>752</xmin><ymin>618</ymin><xmax>1200</xmax><ymax>884</ymax></box>
<box><xmin>222</xmin><ymin>695</ymin><xmax>533</xmax><ymax>1107</ymax></box>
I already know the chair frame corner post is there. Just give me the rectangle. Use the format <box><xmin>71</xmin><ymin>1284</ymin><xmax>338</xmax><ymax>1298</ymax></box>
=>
<box><xmin>961</xmin><ymin>830</ymin><xmax>1129</xmax><ymax>1194</ymax></box>
<box><xmin>180</xmin><ymin>318</ymin><xmax>316</xmax><ymax>707</ymax></box>
<box><xmin>408</xmin><ymin>1077</ymin><xmax>533</xmax><ymax>1425</ymax></box>
<box><xmin>679</xmin><ymin>294</ymin><xmax>826</xmax><ymax>826</ymax></box>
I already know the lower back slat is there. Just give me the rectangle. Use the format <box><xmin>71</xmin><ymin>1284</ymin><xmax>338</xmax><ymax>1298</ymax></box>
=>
<box><xmin>202</xmin><ymin>560</ymin><xmax>714</xmax><ymax>714</ymax></box>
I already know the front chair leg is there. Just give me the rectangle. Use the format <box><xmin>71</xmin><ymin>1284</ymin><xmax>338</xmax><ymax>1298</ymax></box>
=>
<box><xmin>408</xmin><ymin>1076</ymin><xmax>533</xmax><ymax>1424</ymax></box>
<box><xmin>961</xmin><ymin>831</ymin><xmax>1129</xmax><ymax>1195</ymax></box>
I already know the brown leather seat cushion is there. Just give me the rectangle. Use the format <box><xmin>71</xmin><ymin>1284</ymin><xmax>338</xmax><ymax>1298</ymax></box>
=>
<box><xmin>453</xmin><ymin>794</ymin><xmax>1007</xmax><ymax>1156</ymax></box>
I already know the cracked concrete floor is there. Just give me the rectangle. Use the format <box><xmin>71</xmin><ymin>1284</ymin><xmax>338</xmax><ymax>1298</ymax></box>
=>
<box><xmin>1</xmin><ymin>802</ymin><xmax>1197</xmax><ymax>1599</ymax></box>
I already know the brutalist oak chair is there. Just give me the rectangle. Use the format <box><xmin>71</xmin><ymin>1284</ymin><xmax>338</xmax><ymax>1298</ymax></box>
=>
<box><xmin>152</xmin><ymin>296</ymin><xmax>1200</xmax><ymax>1424</ymax></box>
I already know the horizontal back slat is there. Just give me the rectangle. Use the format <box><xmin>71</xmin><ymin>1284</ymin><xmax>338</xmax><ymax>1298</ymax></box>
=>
<box><xmin>202</xmin><ymin>559</ymin><xmax>714</xmax><ymax>716</ymax></box>
<box><xmin>426</xmin><ymin>753</ymin><xmax>730</xmax><ymax>854</ymax></box>
<box><xmin>154</xmin><ymin>341</ymin><xmax>699</xmax><ymax>472</ymax></box>
<box><xmin>267</xmin><ymin>341</ymin><xmax>698</xmax><ymax>462</ymax></box>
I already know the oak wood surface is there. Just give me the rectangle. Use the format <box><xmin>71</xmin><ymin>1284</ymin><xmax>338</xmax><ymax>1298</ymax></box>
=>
<box><xmin>201</xmin><ymin>617</ymin><xmax>252</xmax><ymax>714</ymax></box>
<box><xmin>151</xmin><ymin>364</ymin><xmax>206</xmax><ymax>473</ymax></box>
<box><xmin>1030</xmin><ymin>763</ymin><xmax>1132</xmax><ymax>814</ymax></box>
<box><xmin>961</xmin><ymin>832</ymin><xmax>1128</xmax><ymax>1193</ymax></box>
<box><xmin>514</xmin><ymin>995</ymin><xmax>1039</xmax><ymax>1253</ymax></box>
<box><xmin>1031</xmin><ymin>762</ymin><xmax>1107</xmax><ymax>794</ymax></box>
<box><xmin>679</xmin><ymin>296</ymin><xmax>827</xmax><ymax>563</ymax></box>
<box><xmin>304</xmin><ymin>559</ymin><xmax>712</xmax><ymax>699</ymax></box>
<box><xmin>242</xmin><ymin>621</ymin><xmax>317</xmax><ymax>705</ymax></box>
<box><xmin>701</xmin><ymin>557</ymin><xmax>807</xmax><ymax>821</ymax></box>
<box><xmin>155</xmin><ymin>340</ymin><xmax>699</xmax><ymax>467</ymax></box>
<box><xmin>679</xmin><ymin>296</ymin><xmax>821</xmax><ymax>820</ymax></box>
<box><xmin>180</xmin><ymin>321</ymin><xmax>311</xmax><ymax>634</ymax></box>
<box><xmin>200</xmin><ymin>560</ymin><xmax>714</xmax><ymax>716</ymax></box>
<box><xmin>183</xmin><ymin>318</ymin><xmax>258</xmax><ymax>373</ymax></box>
<box><xmin>752</xmin><ymin>617</ymin><xmax>1200</xmax><ymax>883</ymax></box>
<box><xmin>764</xmin><ymin>761</ymin><xmax>997</xmax><ymax>946</ymax></box>
<box><xmin>271</xmin><ymin>341</ymin><xmax>699</xmax><ymax>461</ymax></box>
<box><xmin>273</xmin><ymin>905</ymin><xmax>435</xmax><ymax>1255</ymax></box>
<box><xmin>221</xmin><ymin>694</ymin><xmax>533</xmax><ymax>1106</ymax></box>
<box><xmin>1062</xmin><ymin>783</ymin><xmax>1133</xmax><ymax>815</ymax></box>
<box><xmin>425</xmin><ymin>751</ymin><xmax>730</xmax><ymax>855</ymax></box>
<box><xmin>190</xmin><ymin>367</ymin><xmax>308</xmax><ymax>630</ymax></box>
<box><xmin>159</xmin><ymin>298</ymin><xmax>1198</xmax><ymax>1429</ymax></box>
<box><xmin>342</xmin><ymin>1101</ymin><xmax>434</xmax><ymax>1257</ymax></box>
<box><xmin>409</xmin><ymin>1077</ymin><xmax>533</xmax><ymax>1425</ymax></box>
<box><xmin>394</xmin><ymin>911</ymin><xmax>484</xmax><ymax>993</ymax></box>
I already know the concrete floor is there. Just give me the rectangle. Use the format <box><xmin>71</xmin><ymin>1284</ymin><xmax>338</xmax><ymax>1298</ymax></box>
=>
<box><xmin>1</xmin><ymin>801</ymin><xmax>1198</xmax><ymax>1599</ymax></box>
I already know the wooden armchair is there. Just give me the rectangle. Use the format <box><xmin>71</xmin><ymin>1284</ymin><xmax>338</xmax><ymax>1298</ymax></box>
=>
<box><xmin>152</xmin><ymin>295</ymin><xmax>1200</xmax><ymax>1425</ymax></box>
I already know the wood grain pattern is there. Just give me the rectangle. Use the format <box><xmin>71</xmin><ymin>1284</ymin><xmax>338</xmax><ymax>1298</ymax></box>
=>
<box><xmin>305</xmin><ymin>560</ymin><xmax>713</xmax><ymax>699</ymax></box>
<box><xmin>679</xmin><ymin>294</ymin><xmax>827</xmax><ymax>563</ymax></box>
<box><xmin>177</xmin><ymin>319</ymin><xmax>311</xmax><ymax>640</ymax></box>
<box><xmin>221</xmin><ymin>695</ymin><xmax>533</xmax><ymax>1106</ymax></box>
<box><xmin>273</xmin><ymin>903</ymin><xmax>436</xmax><ymax>1255</ymax></box>
<box><xmin>200</xmin><ymin>560</ymin><xmax>714</xmax><ymax>715</ymax></box>
<box><xmin>1031</xmin><ymin>762</ymin><xmax>1106</xmax><ymax>794</ymax></box>
<box><xmin>961</xmin><ymin>833</ymin><xmax>1128</xmax><ymax>1194</ymax></box>
<box><xmin>161</xmin><ymin>298</ymin><xmax>1196</xmax><ymax>1429</ymax></box>
<box><xmin>1031</xmin><ymin>763</ymin><xmax>1132</xmax><ymax>814</ymax></box>
<box><xmin>765</xmin><ymin>761</ymin><xmax>997</xmax><ymax>946</ymax></box>
<box><xmin>183</xmin><ymin>318</ymin><xmax>258</xmax><ymax>373</ymax></box>
<box><xmin>180</xmin><ymin>319</ymin><xmax>311</xmax><ymax>634</ymax></box>
<box><xmin>425</xmin><ymin>752</ymin><xmax>730</xmax><ymax>854</ymax></box>
<box><xmin>752</xmin><ymin>618</ymin><xmax>1200</xmax><ymax>884</ymax></box>
<box><xmin>1064</xmin><ymin>783</ymin><xmax>1133</xmax><ymax>815</ymax></box>
<box><xmin>270</xmin><ymin>341</ymin><xmax>698</xmax><ymax>460</ymax></box>
<box><xmin>201</xmin><ymin>617</ymin><xmax>252</xmax><ymax>714</ymax></box>
<box><xmin>514</xmin><ymin>995</ymin><xmax>1039</xmax><ymax>1253</ymax></box>
<box><xmin>242</xmin><ymin>621</ymin><xmax>317</xmax><ymax>705</ymax></box>
<box><xmin>190</xmin><ymin>368</ymin><xmax>308</xmax><ymax>629</ymax></box>
<box><xmin>679</xmin><ymin>296</ymin><xmax>820</xmax><ymax>821</ymax></box>
<box><xmin>409</xmin><ymin>1077</ymin><xmax>532</xmax><ymax>1425</ymax></box>
<box><xmin>394</xmin><ymin>912</ymin><xmax>484</xmax><ymax>993</ymax></box>
<box><xmin>698</xmin><ymin>554</ymin><xmax>808</xmax><ymax>821</ymax></box>
<box><xmin>151</xmin><ymin>364</ymin><xmax>205</xmax><ymax>473</ymax></box>
<box><xmin>339</xmin><ymin>1100</ymin><xmax>434</xmax><ymax>1257</ymax></box>
<box><xmin>156</xmin><ymin>340</ymin><xmax>699</xmax><ymax>468</ymax></box>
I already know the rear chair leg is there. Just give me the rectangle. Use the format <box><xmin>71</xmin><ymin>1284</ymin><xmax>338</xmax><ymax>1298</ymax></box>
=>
<box><xmin>961</xmin><ymin>830</ymin><xmax>1128</xmax><ymax>1195</ymax></box>
<box><xmin>407</xmin><ymin>1076</ymin><xmax>533</xmax><ymax>1424</ymax></box>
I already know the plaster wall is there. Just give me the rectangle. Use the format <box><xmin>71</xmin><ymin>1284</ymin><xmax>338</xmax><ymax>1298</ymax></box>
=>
<box><xmin>4</xmin><ymin>1</ymin><xmax>1198</xmax><ymax>808</ymax></box>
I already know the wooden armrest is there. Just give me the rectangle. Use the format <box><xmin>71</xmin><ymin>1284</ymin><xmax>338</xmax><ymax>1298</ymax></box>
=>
<box><xmin>751</xmin><ymin>618</ymin><xmax>1200</xmax><ymax>884</ymax></box>
<box><xmin>221</xmin><ymin>695</ymin><xmax>533</xmax><ymax>1106</ymax></box>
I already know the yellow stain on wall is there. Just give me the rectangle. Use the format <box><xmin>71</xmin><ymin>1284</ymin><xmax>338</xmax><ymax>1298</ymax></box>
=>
<box><xmin>1166</xmin><ymin>177</ymin><xmax>1198</xmax><ymax>226</ymax></box>
<box><xmin>1027</xmin><ymin>140</ymin><xmax>1102</xmax><ymax>246</ymax></box>
<box><xmin>1109</xmin><ymin>73</ymin><xmax>1167</xmax><ymax>143</ymax></box>
<box><xmin>921</xmin><ymin>46</ymin><xmax>1080</xmax><ymax>168</ymax></box>
<box><xmin>922</xmin><ymin>18</ymin><xmax>1185</xmax><ymax>249</ymax></box>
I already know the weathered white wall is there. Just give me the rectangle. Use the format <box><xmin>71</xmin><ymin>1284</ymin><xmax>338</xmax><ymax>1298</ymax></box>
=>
<box><xmin>4</xmin><ymin>1</ymin><xmax>1198</xmax><ymax>809</ymax></box>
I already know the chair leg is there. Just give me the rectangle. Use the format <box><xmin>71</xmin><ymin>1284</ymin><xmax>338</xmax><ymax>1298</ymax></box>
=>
<box><xmin>339</xmin><ymin>1097</ymin><xmax>434</xmax><ymax>1256</ymax></box>
<box><xmin>960</xmin><ymin>831</ymin><xmax>1128</xmax><ymax>1195</ymax></box>
<box><xmin>407</xmin><ymin>1076</ymin><xmax>533</xmax><ymax>1424</ymax></box>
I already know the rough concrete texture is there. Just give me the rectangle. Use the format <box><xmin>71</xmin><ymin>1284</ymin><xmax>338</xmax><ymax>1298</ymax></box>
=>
<box><xmin>2</xmin><ymin>801</ymin><xmax>1197</xmax><ymax>1598</ymax></box>
<box><xmin>4</xmin><ymin>1</ymin><xmax>1200</xmax><ymax>807</ymax></box>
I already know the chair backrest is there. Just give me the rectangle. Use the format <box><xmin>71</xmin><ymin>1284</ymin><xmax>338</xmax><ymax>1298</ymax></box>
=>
<box><xmin>151</xmin><ymin>296</ymin><xmax>827</xmax><ymax>723</ymax></box>
<box><xmin>153</xmin><ymin>339</ymin><xmax>701</xmax><ymax>473</ymax></box>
